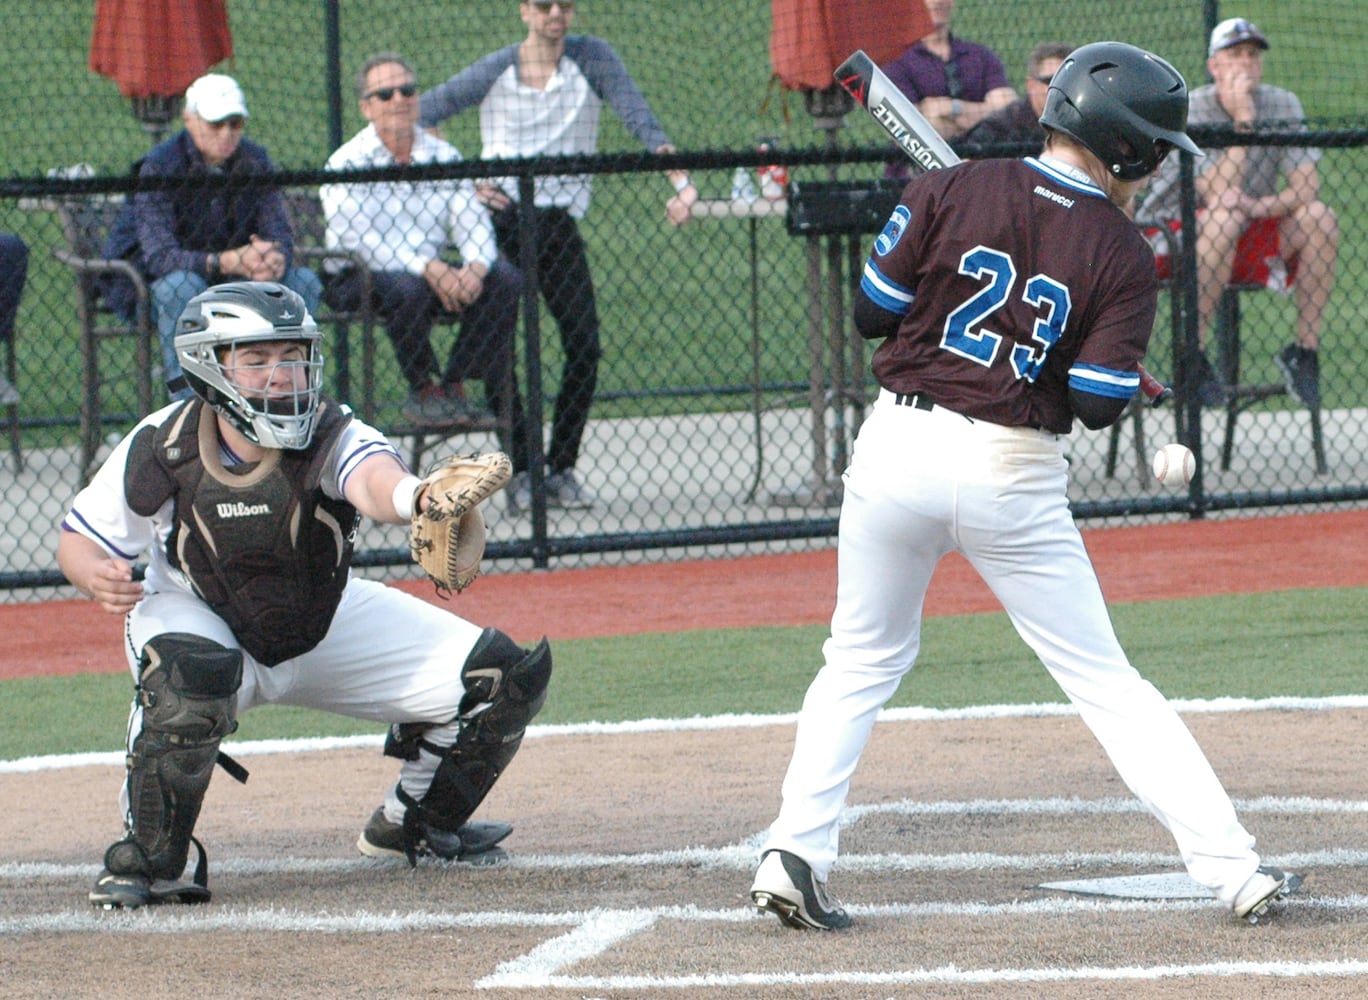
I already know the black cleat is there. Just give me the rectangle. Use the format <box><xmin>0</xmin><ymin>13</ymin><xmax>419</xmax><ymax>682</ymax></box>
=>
<box><xmin>750</xmin><ymin>849</ymin><xmax>851</xmax><ymax>930</ymax></box>
<box><xmin>89</xmin><ymin>869</ymin><xmax>211</xmax><ymax>909</ymax></box>
<box><xmin>357</xmin><ymin>806</ymin><xmax>512</xmax><ymax>866</ymax></box>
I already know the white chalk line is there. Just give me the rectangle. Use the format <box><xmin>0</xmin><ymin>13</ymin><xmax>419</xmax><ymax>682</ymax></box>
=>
<box><xmin>6</xmin><ymin>801</ymin><xmax>1367</xmax><ymax>882</ymax></box>
<box><xmin>6</xmin><ymin>847</ymin><xmax>1367</xmax><ymax>887</ymax></box>
<box><xmin>4</xmin><ymin>894</ymin><xmax>1367</xmax><ymax>937</ymax></box>
<box><xmin>6</xmin><ymin>897</ymin><xmax>1366</xmax><ymax>990</ymax></box>
<box><xmin>492</xmin><ymin>958</ymin><xmax>1368</xmax><ymax>991</ymax></box>
<box><xmin>6</xmin><ymin>791</ymin><xmax>1367</xmax><ymax>882</ymax></box>
<box><xmin>5</xmin><ymin>693</ymin><xmax>1367</xmax><ymax>774</ymax></box>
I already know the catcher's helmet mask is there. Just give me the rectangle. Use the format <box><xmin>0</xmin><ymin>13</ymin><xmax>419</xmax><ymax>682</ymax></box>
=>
<box><xmin>175</xmin><ymin>281</ymin><xmax>325</xmax><ymax>450</ymax></box>
<box><xmin>1039</xmin><ymin>41</ymin><xmax>1202</xmax><ymax>181</ymax></box>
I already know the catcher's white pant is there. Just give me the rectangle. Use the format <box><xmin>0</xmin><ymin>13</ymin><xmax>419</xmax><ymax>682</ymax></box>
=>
<box><xmin>120</xmin><ymin>577</ymin><xmax>485</xmax><ymax>819</ymax></box>
<box><xmin>762</xmin><ymin>389</ymin><xmax>1261</xmax><ymax>907</ymax></box>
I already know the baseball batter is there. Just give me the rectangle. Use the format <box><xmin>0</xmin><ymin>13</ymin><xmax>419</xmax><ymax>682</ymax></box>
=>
<box><xmin>58</xmin><ymin>281</ymin><xmax>551</xmax><ymax>909</ymax></box>
<box><xmin>750</xmin><ymin>43</ymin><xmax>1296</xmax><ymax>930</ymax></box>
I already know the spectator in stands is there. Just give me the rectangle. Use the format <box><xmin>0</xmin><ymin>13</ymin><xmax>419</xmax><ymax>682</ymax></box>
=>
<box><xmin>103</xmin><ymin>73</ymin><xmax>321</xmax><ymax>399</ymax></box>
<box><xmin>418</xmin><ymin>0</ymin><xmax>696</xmax><ymax>512</ymax></box>
<box><xmin>881</xmin><ymin>0</ymin><xmax>1016</xmax><ymax>163</ymax></box>
<box><xmin>0</xmin><ymin>234</ymin><xmax>27</xmax><ymax>405</ymax></box>
<box><xmin>321</xmin><ymin>53</ymin><xmax>524</xmax><ymax>434</ymax></box>
<box><xmin>1135</xmin><ymin>18</ymin><xmax>1337</xmax><ymax>409</ymax></box>
<box><xmin>960</xmin><ymin>41</ymin><xmax>1072</xmax><ymax>154</ymax></box>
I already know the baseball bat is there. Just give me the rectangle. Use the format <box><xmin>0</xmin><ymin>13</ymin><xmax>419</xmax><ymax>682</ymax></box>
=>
<box><xmin>833</xmin><ymin>50</ymin><xmax>1171</xmax><ymax>408</ymax></box>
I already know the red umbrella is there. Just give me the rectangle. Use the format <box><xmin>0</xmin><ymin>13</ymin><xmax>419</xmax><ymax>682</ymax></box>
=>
<box><xmin>90</xmin><ymin>0</ymin><xmax>233</xmax><ymax>135</ymax></box>
<box><xmin>771</xmin><ymin>0</ymin><xmax>930</xmax><ymax>92</ymax></box>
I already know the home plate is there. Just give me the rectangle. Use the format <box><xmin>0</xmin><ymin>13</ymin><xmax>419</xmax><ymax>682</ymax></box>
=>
<box><xmin>1038</xmin><ymin>872</ymin><xmax>1210</xmax><ymax>899</ymax></box>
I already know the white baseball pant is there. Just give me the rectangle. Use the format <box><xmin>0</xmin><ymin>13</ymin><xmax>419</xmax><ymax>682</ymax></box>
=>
<box><xmin>762</xmin><ymin>389</ymin><xmax>1261</xmax><ymax>906</ymax></box>
<box><xmin>119</xmin><ymin>577</ymin><xmax>486</xmax><ymax>818</ymax></box>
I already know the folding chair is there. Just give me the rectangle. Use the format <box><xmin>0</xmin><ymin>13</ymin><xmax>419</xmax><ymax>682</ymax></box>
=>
<box><xmin>52</xmin><ymin>197</ymin><xmax>156</xmax><ymax>484</ymax></box>
<box><xmin>1212</xmin><ymin>284</ymin><xmax>1327</xmax><ymax>475</ymax></box>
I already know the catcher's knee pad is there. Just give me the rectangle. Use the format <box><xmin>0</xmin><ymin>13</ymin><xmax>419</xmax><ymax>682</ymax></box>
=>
<box><xmin>105</xmin><ymin>633</ymin><xmax>242</xmax><ymax>882</ymax></box>
<box><xmin>402</xmin><ymin>629</ymin><xmax>551</xmax><ymax>833</ymax></box>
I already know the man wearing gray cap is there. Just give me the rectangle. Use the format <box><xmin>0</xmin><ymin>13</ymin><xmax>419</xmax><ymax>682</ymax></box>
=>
<box><xmin>1136</xmin><ymin>17</ymin><xmax>1337</xmax><ymax>411</ymax></box>
<box><xmin>102</xmin><ymin>73</ymin><xmax>322</xmax><ymax>400</ymax></box>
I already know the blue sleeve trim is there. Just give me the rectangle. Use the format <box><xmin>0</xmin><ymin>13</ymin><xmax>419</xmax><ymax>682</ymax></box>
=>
<box><xmin>860</xmin><ymin>259</ymin><xmax>914</xmax><ymax>316</ymax></box>
<box><xmin>1069</xmin><ymin>363</ymin><xmax>1140</xmax><ymax>400</ymax></box>
<box><xmin>62</xmin><ymin>510</ymin><xmax>142</xmax><ymax>562</ymax></box>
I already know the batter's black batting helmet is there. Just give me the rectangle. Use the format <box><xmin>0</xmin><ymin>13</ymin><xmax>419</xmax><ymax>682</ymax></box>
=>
<box><xmin>1039</xmin><ymin>41</ymin><xmax>1201</xmax><ymax>181</ymax></box>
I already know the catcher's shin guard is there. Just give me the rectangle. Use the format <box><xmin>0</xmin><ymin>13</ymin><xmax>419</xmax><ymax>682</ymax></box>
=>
<box><xmin>396</xmin><ymin>629</ymin><xmax>551</xmax><ymax>856</ymax></box>
<box><xmin>103</xmin><ymin>634</ymin><xmax>243</xmax><ymax>884</ymax></box>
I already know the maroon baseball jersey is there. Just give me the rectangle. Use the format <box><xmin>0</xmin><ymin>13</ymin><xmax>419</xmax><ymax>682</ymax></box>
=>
<box><xmin>859</xmin><ymin>156</ymin><xmax>1158</xmax><ymax>433</ymax></box>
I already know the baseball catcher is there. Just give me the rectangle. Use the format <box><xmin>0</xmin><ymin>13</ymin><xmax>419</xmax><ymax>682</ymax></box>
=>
<box><xmin>57</xmin><ymin>282</ymin><xmax>550</xmax><ymax>908</ymax></box>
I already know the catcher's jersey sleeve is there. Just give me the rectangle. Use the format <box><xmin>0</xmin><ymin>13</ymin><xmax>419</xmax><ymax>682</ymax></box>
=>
<box><xmin>60</xmin><ymin>405</ymin><xmax>177</xmax><ymax>563</ymax></box>
<box><xmin>860</xmin><ymin>156</ymin><xmax>1157</xmax><ymax>433</ymax></box>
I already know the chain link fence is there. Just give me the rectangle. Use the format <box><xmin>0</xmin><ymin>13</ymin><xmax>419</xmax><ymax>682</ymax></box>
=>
<box><xmin>1</xmin><ymin>1</ymin><xmax>1366</xmax><ymax>598</ymax></box>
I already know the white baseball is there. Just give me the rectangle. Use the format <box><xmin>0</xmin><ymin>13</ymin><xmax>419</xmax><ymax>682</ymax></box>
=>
<box><xmin>1152</xmin><ymin>443</ymin><xmax>1196</xmax><ymax>485</ymax></box>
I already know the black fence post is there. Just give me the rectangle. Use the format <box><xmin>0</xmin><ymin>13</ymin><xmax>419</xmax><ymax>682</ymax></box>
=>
<box><xmin>1176</xmin><ymin>150</ymin><xmax>1208</xmax><ymax>516</ymax></box>
<box><xmin>324</xmin><ymin>0</ymin><xmax>343</xmax><ymax>155</ymax></box>
<box><xmin>517</xmin><ymin>171</ymin><xmax>549</xmax><ymax>567</ymax></box>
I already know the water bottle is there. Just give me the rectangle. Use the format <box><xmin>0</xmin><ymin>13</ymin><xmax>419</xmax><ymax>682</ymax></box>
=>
<box><xmin>731</xmin><ymin>166</ymin><xmax>757</xmax><ymax>203</ymax></box>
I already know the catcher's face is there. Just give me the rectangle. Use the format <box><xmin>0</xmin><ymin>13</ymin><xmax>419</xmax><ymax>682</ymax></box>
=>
<box><xmin>220</xmin><ymin>340</ymin><xmax>316</xmax><ymax>415</ymax></box>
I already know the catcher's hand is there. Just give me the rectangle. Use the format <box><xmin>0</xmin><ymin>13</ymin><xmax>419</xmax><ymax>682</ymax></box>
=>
<box><xmin>409</xmin><ymin>451</ymin><xmax>513</xmax><ymax>593</ymax></box>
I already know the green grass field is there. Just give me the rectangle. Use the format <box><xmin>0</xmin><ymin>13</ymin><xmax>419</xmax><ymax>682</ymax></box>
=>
<box><xmin>4</xmin><ymin>586</ymin><xmax>1363</xmax><ymax>761</ymax></box>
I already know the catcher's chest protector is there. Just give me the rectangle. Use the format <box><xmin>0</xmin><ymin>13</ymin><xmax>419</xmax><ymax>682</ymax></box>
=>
<box><xmin>125</xmin><ymin>399</ymin><xmax>359</xmax><ymax>665</ymax></box>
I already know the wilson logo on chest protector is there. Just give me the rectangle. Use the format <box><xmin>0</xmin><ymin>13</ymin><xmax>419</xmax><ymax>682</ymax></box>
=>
<box><xmin>215</xmin><ymin>501</ymin><xmax>271</xmax><ymax>518</ymax></box>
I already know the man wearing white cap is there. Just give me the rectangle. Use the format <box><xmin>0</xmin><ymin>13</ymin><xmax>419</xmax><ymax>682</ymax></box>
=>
<box><xmin>1136</xmin><ymin>17</ymin><xmax>1337</xmax><ymax>412</ymax></box>
<box><xmin>102</xmin><ymin>73</ymin><xmax>322</xmax><ymax>399</ymax></box>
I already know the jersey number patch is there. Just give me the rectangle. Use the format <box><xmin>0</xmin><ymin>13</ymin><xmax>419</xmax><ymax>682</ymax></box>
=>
<box><xmin>941</xmin><ymin>246</ymin><xmax>1072</xmax><ymax>383</ymax></box>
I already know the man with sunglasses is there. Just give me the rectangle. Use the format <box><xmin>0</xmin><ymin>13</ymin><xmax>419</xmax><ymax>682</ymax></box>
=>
<box><xmin>101</xmin><ymin>73</ymin><xmax>322</xmax><ymax>401</ymax></box>
<box><xmin>322</xmin><ymin>54</ymin><xmax>524</xmax><ymax>434</ymax></box>
<box><xmin>882</xmin><ymin>0</ymin><xmax>1017</xmax><ymax>159</ymax></box>
<box><xmin>418</xmin><ymin>0</ymin><xmax>695</xmax><ymax>512</ymax></box>
<box><xmin>960</xmin><ymin>41</ymin><xmax>1072</xmax><ymax>154</ymax></box>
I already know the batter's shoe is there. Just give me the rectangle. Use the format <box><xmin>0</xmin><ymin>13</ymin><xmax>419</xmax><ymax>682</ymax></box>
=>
<box><xmin>1232</xmin><ymin>865</ymin><xmax>1304</xmax><ymax>924</ymax></box>
<box><xmin>750</xmin><ymin>849</ymin><xmax>851</xmax><ymax>930</ymax></box>
<box><xmin>357</xmin><ymin>807</ymin><xmax>512</xmax><ymax>866</ymax></box>
<box><xmin>89</xmin><ymin>869</ymin><xmax>212</xmax><ymax>909</ymax></box>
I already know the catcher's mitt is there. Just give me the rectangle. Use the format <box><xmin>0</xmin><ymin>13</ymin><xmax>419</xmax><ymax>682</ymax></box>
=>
<box><xmin>409</xmin><ymin>451</ymin><xmax>513</xmax><ymax>593</ymax></box>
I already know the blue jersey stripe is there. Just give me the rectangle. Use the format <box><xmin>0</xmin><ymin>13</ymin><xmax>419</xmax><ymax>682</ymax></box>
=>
<box><xmin>861</xmin><ymin>259</ymin><xmax>914</xmax><ymax>315</ymax></box>
<box><xmin>1069</xmin><ymin>363</ymin><xmax>1140</xmax><ymax>399</ymax></box>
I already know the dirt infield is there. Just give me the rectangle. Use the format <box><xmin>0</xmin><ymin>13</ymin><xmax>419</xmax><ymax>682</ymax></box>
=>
<box><xmin>2</xmin><ymin>510</ymin><xmax>1366</xmax><ymax>997</ymax></box>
